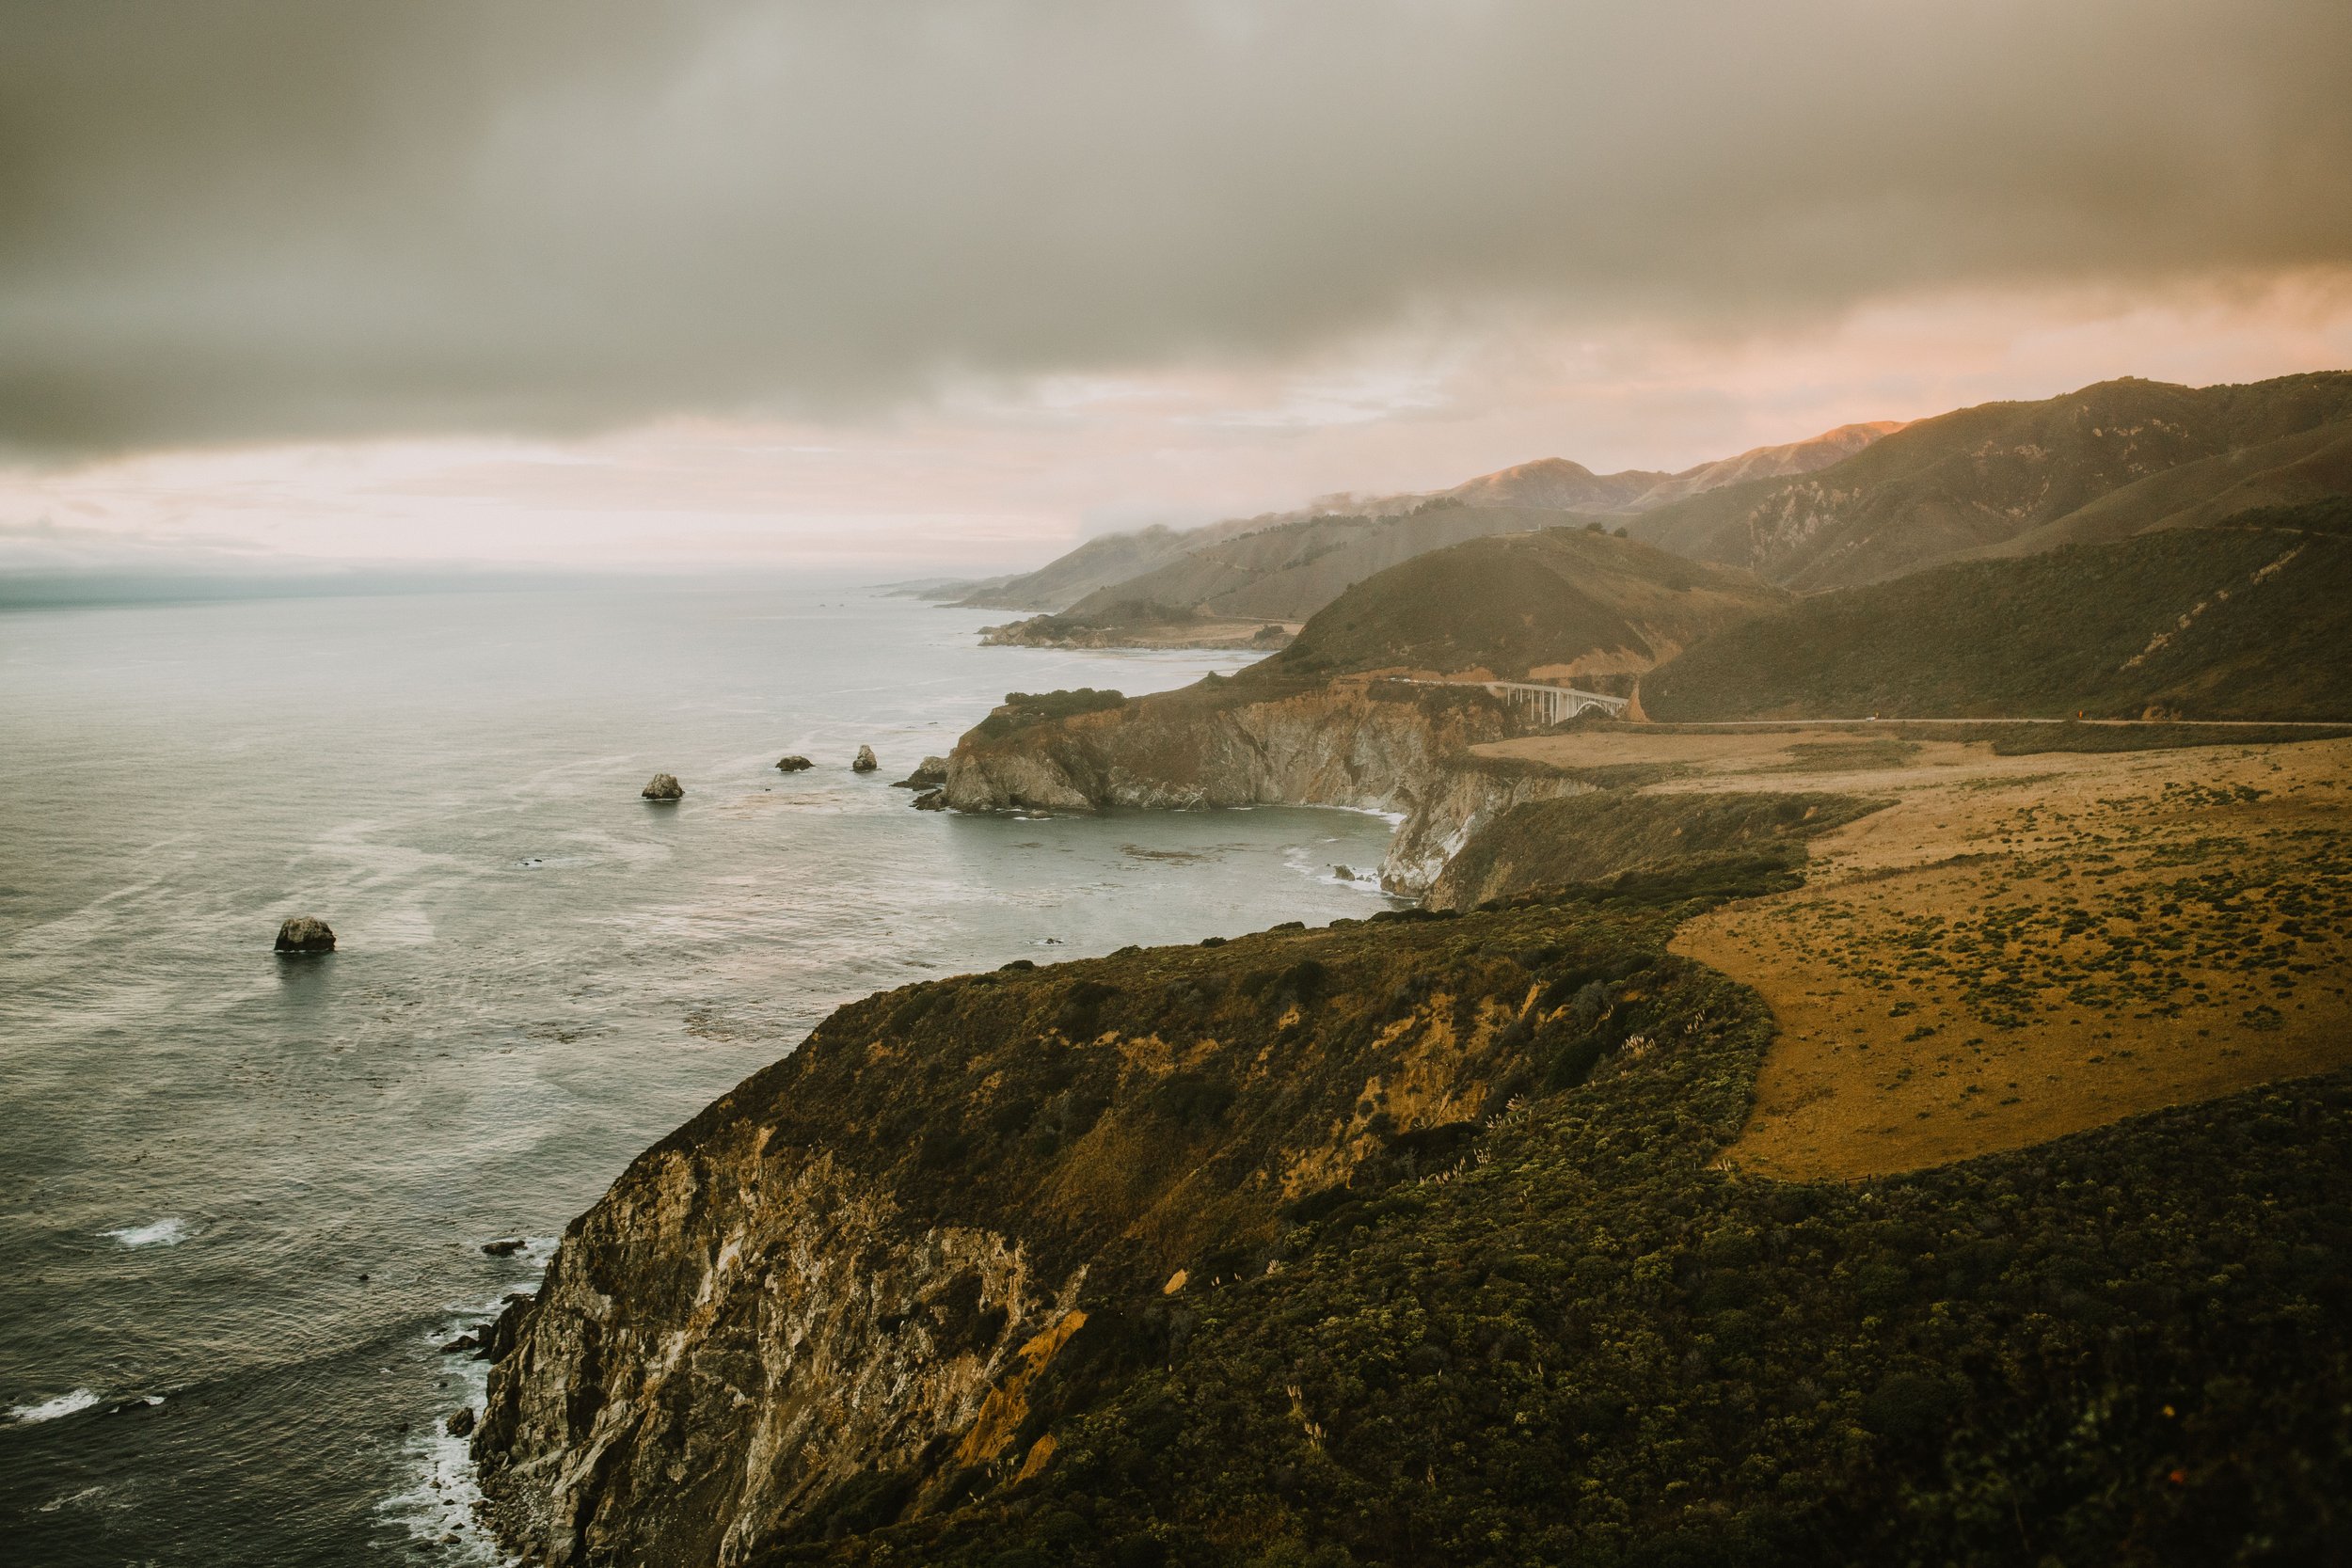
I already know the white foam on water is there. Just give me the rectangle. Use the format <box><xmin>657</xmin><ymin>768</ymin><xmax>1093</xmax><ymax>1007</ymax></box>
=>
<box><xmin>102</xmin><ymin>1217</ymin><xmax>188</xmax><ymax>1247</ymax></box>
<box><xmin>9</xmin><ymin>1387</ymin><xmax>102</xmax><ymax>1425</ymax></box>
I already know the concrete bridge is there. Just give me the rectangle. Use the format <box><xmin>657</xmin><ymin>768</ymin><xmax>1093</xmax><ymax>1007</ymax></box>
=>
<box><xmin>1402</xmin><ymin>678</ymin><xmax>1629</xmax><ymax>724</ymax></box>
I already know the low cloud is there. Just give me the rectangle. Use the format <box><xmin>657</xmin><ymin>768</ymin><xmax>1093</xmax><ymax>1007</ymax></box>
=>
<box><xmin>3</xmin><ymin>0</ymin><xmax>2348</xmax><ymax>455</ymax></box>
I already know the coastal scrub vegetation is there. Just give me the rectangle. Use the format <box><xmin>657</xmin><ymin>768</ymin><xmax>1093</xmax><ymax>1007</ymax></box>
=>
<box><xmin>974</xmin><ymin>689</ymin><xmax>1132</xmax><ymax>739</ymax></box>
<box><xmin>1639</xmin><ymin>512</ymin><xmax>2352</xmax><ymax>722</ymax></box>
<box><xmin>701</xmin><ymin>862</ymin><xmax>2352</xmax><ymax>1568</ymax></box>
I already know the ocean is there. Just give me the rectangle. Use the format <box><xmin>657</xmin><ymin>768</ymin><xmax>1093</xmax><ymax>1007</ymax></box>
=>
<box><xmin>0</xmin><ymin>582</ymin><xmax>1401</xmax><ymax>1565</ymax></box>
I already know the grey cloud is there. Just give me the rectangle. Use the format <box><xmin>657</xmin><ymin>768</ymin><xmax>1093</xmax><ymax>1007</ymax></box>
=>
<box><xmin>2</xmin><ymin>0</ymin><xmax>2347</xmax><ymax>453</ymax></box>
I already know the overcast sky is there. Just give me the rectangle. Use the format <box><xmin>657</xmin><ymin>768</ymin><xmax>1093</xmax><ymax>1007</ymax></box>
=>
<box><xmin>5</xmin><ymin>0</ymin><xmax>2350</xmax><ymax>573</ymax></box>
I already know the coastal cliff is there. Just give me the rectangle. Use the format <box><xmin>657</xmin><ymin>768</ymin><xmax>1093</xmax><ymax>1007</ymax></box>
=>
<box><xmin>942</xmin><ymin>679</ymin><xmax>1593</xmax><ymax>892</ymax></box>
<box><xmin>474</xmin><ymin>907</ymin><xmax>1594</xmax><ymax>1565</ymax></box>
<box><xmin>473</xmin><ymin>866</ymin><xmax>2352</xmax><ymax>1567</ymax></box>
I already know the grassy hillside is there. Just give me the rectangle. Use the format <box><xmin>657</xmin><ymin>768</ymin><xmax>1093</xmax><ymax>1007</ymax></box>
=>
<box><xmin>1063</xmin><ymin>502</ymin><xmax>1586</xmax><ymax>626</ymax></box>
<box><xmin>961</xmin><ymin>425</ymin><xmax>1899</xmax><ymax>619</ymax></box>
<box><xmin>1257</xmin><ymin>526</ymin><xmax>1787</xmax><ymax>683</ymax></box>
<box><xmin>1641</xmin><ymin>515</ymin><xmax>2352</xmax><ymax>721</ymax></box>
<box><xmin>711</xmin><ymin>875</ymin><xmax>2352</xmax><ymax>1568</ymax></box>
<box><xmin>1628</xmin><ymin>372</ymin><xmax>2352</xmax><ymax>590</ymax></box>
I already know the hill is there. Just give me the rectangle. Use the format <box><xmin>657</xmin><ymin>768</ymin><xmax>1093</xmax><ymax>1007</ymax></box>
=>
<box><xmin>1258</xmin><ymin>525</ymin><xmax>1788</xmax><ymax>683</ymax></box>
<box><xmin>474</xmin><ymin>867</ymin><xmax>2352</xmax><ymax>1568</ymax></box>
<box><xmin>1057</xmin><ymin>501</ymin><xmax>1589</xmax><ymax>626</ymax></box>
<box><xmin>1639</xmin><ymin>506</ymin><xmax>2352</xmax><ymax>721</ymax></box>
<box><xmin>1628</xmin><ymin>372</ymin><xmax>2352</xmax><ymax>590</ymax></box>
<box><xmin>955</xmin><ymin>422</ymin><xmax>1899</xmax><ymax>613</ymax></box>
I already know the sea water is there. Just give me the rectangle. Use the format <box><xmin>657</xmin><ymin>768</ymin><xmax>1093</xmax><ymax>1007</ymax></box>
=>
<box><xmin>0</xmin><ymin>582</ymin><xmax>1401</xmax><ymax>1565</ymax></box>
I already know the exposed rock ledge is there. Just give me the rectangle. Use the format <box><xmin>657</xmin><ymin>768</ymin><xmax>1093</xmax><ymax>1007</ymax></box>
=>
<box><xmin>475</xmin><ymin>915</ymin><xmax>1555</xmax><ymax>1564</ymax></box>
<box><xmin>941</xmin><ymin>678</ymin><xmax>1593</xmax><ymax>892</ymax></box>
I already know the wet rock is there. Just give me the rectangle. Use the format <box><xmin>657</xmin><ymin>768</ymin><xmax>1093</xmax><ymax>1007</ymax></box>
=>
<box><xmin>475</xmin><ymin>1292</ymin><xmax>535</xmax><ymax>1363</ymax></box>
<box><xmin>912</xmin><ymin>788</ymin><xmax>946</xmax><ymax>811</ymax></box>
<box><xmin>892</xmin><ymin>755</ymin><xmax>950</xmax><ymax>788</ymax></box>
<box><xmin>446</xmin><ymin>1407</ymin><xmax>477</xmax><ymax>1438</ymax></box>
<box><xmin>274</xmin><ymin>915</ymin><xmax>336</xmax><ymax>955</ymax></box>
<box><xmin>440</xmin><ymin>1334</ymin><xmax>481</xmax><ymax>1354</ymax></box>
<box><xmin>481</xmin><ymin>1237</ymin><xmax>527</xmax><ymax>1258</ymax></box>
<box><xmin>851</xmin><ymin>745</ymin><xmax>880</xmax><ymax>773</ymax></box>
<box><xmin>641</xmin><ymin>773</ymin><xmax>684</xmax><ymax>800</ymax></box>
<box><xmin>775</xmin><ymin>754</ymin><xmax>814</xmax><ymax>772</ymax></box>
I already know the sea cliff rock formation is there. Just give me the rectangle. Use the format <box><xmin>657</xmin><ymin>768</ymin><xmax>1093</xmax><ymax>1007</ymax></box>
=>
<box><xmin>642</xmin><ymin>773</ymin><xmax>684</xmax><ymax>800</ymax></box>
<box><xmin>852</xmin><ymin>746</ymin><xmax>880</xmax><ymax>773</ymax></box>
<box><xmin>475</xmin><ymin>905</ymin><xmax>1597</xmax><ymax>1564</ymax></box>
<box><xmin>273</xmin><ymin>915</ymin><xmax>335</xmax><ymax>953</ymax></box>
<box><xmin>473</xmin><ymin>864</ymin><xmax>2352</xmax><ymax>1567</ymax></box>
<box><xmin>893</xmin><ymin>756</ymin><xmax>950</xmax><ymax>788</ymax></box>
<box><xmin>940</xmin><ymin>679</ymin><xmax>1584</xmax><ymax>891</ymax></box>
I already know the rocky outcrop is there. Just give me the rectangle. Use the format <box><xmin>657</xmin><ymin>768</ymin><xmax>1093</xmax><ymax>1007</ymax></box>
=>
<box><xmin>274</xmin><ymin>915</ymin><xmax>335</xmax><ymax>954</ymax></box>
<box><xmin>641</xmin><ymin>773</ymin><xmax>684</xmax><ymax>800</ymax></box>
<box><xmin>893</xmin><ymin>755</ymin><xmax>950</xmax><ymax>788</ymax></box>
<box><xmin>775</xmin><ymin>754</ymin><xmax>814</xmax><ymax>772</ymax></box>
<box><xmin>475</xmin><ymin>915</ymin><xmax>1563</xmax><ymax>1565</ymax></box>
<box><xmin>851</xmin><ymin>745</ymin><xmax>880</xmax><ymax>773</ymax></box>
<box><xmin>943</xmin><ymin>679</ymin><xmax>1588</xmax><ymax>893</ymax></box>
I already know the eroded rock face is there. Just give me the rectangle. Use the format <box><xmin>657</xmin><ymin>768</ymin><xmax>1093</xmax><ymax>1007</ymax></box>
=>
<box><xmin>274</xmin><ymin>915</ymin><xmax>336</xmax><ymax>954</ymax></box>
<box><xmin>941</xmin><ymin>681</ymin><xmax>1565</xmax><ymax>892</ymax></box>
<box><xmin>642</xmin><ymin>773</ymin><xmax>684</xmax><ymax>800</ymax></box>
<box><xmin>851</xmin><ymin>745</ymin><xmax>880</xmax><ymax>772</ymax></box>
<box><xmin>474</xmin><ymin>913</ymin><xmax>1562</xmax><ymax>1565</ymax></box>
<box><xmin>893</xmin><ymin>755</ymin><xmax>950</xmax><ymax>788</ymax></box>
<box><xmin>476</xmin><ymin>1144</ymin><xmax>1068</xmax><ymax>1567</ymax></box>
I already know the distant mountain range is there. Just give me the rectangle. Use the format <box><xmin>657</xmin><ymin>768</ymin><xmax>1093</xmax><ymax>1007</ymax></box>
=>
<box><xmin>942</xmin><ymin>422</ymin><xmax>1900</xmax><ymax>616</ymax></box>
<box><xmin>1626</xmin><ymin>372</ymin><xmax>2352</xmax><ymax>590</ymax></box>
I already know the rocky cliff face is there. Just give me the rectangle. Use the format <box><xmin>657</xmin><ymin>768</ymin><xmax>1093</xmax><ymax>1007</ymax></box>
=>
<box><xmin>474</xmin><ymin>911</ymin><xmax>1575</xmax><ymax>1565</ymax></box>
<box><xmin>943</xmin><ymin>680</ymin><xmax>1591</xmax><ymax>893</ymax></box>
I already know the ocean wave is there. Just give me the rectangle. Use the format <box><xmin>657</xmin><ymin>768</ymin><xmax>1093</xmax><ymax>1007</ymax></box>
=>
<box><xmin>103</xmin><ymin>1217</ymin><xmax>188</xmax><ymax>1247</ymax></box>
<box><xmin>9</xmin><ymin>1387</ymin><xmax>102</xmax><ymax>1425</ymax></box>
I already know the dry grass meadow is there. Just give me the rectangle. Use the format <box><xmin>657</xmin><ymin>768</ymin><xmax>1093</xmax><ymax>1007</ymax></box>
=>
<box><xmin>1476</xmin><ymin>727</ymin><xmax>2352</xmax><ymax>1180</ymax></box>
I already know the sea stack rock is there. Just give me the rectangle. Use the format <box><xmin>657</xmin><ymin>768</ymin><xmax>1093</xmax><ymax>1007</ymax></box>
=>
<box><xmin>774</xmin><ymin>754</ymin><xmax>814</xmax><ymax>772</ymax></box>
<box><xmin>642</xmin><ymin>773</ymin><xmax>684</xmax><ymax>800</ymax></box>
<box><xmin>274</xmin><ymin>916</ymin><xmax>335</xmax><ymax>954</ymax></box>
<box><xmin>892</xmin><ymin>755</ymin><xmax>949</xmax><ymax>788</ymax></box>
<box><xmin>851</xmin><ymin>746</ymin><xmax>879</xmax><ymax>773</ymax></box>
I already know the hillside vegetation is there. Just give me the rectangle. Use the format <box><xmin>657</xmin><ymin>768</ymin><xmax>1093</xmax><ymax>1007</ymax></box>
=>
<box><xmin>1640</xmin><ymin>515</ymin><xmax>2352</xmax><ymax>721</ymax></box>
<box><xmin>952</xmin><ymin>423</ymin><xmax>1896</xmax><ymax>615</ymax></box>
<box><xmin>1629</xmin><ymin>372</ymin><xmax>2352</xmax><ymax>590</ymax></box>
<box><xmin>1258</xmin><ymin>526</ymin><xmax>1787</xmax><ymax>683</ymax></box>
<box><xmin>477</xmin><ymin>858</ymin><xmax>2352</xmax><ymax>1568</ymax></box>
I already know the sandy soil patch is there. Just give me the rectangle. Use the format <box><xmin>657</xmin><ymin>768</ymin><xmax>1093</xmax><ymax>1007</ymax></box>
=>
<box><xmin>1643</xmin><ymin>736</ymin><xmax>2352</xmax><ymax>1179</ymax></box>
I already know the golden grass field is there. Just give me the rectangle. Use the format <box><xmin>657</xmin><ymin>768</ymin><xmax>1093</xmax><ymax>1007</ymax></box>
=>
<box><xmin>1475</xmin><ymin>728</ymin><xmax>2352</xmax><ymax>1180</ymax></box>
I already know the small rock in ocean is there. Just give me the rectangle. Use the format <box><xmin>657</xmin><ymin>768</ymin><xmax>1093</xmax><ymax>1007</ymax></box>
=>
<box><xmin>912</xmin><ymin>788</ymin><xmax>946</xmax><ymax>811</ymax></box>
<box><xmin>851</xmin><ymin>745</ymin><xmax>880</xmax><ymax>772</ymax></box>
<box><xmin>438</xmin><ymin>1334</ymin><xmax>480</xmax><ymax>1354</ymax></box>
<box><xmin>1332</xmin><ymin>864</ymin><xmax>1356</xmax><ymax>881</ymax></box>
<box><xmin>445</xmin><ymin>1407</ymin><xmax>476</xmax><ymax>1438</ymax></box>
<box><xmin>775</xmin><ymin>754</ymin><xmax>814</xmax><ymax>772</ymax></box>
<box><xmin>641</xmin><ymin>773</ymin><xmax>684</xmax><ymax>800</ymax></box>
<box><xmin>275</xmin><ymin>915</ymin><xmax>336</xmax><ymax>954</ymax></box>
<box><xmin>892</xmin><ymin>755</ymin><xmax>950</xmax><ymax>788</ymax></box>
<box><xmin>481</xmin><ymin>1237</ymin><xmax>527</xmax><ymax>1258</ymax></box>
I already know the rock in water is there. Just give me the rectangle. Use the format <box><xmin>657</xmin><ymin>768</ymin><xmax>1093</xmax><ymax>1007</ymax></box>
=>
<box><xmin>851</xmin><ymin>746</ymin><xmax>879</xmax><ymax>773</ymax></box>
<box><xmin>774</xmin><ymin>754</ymin><xmax>814</xmax><ymax>772</ymax></box>
<box><xmin>275</xmin><ymin>916</ymin><xmax>335</xmax><ymax>954</ymax></box>
<box><xmin>912</xmin><ymin>788</ymin><xmax>946</xmax><ymax>811</ymax></box>
<box><xmin>892</xmin><ymin>755</ymin><xmax>950</xmax><ymax>788</ymax></box>
<box><xmin>446</xmin><ymin>1407</ymin><xmax>476</xmax><ymax>1438</ymax></box>
<box><xmin>642</xmin><ymin>773</ymin><xmax>684</xmax><ymax>800</ymax></box>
